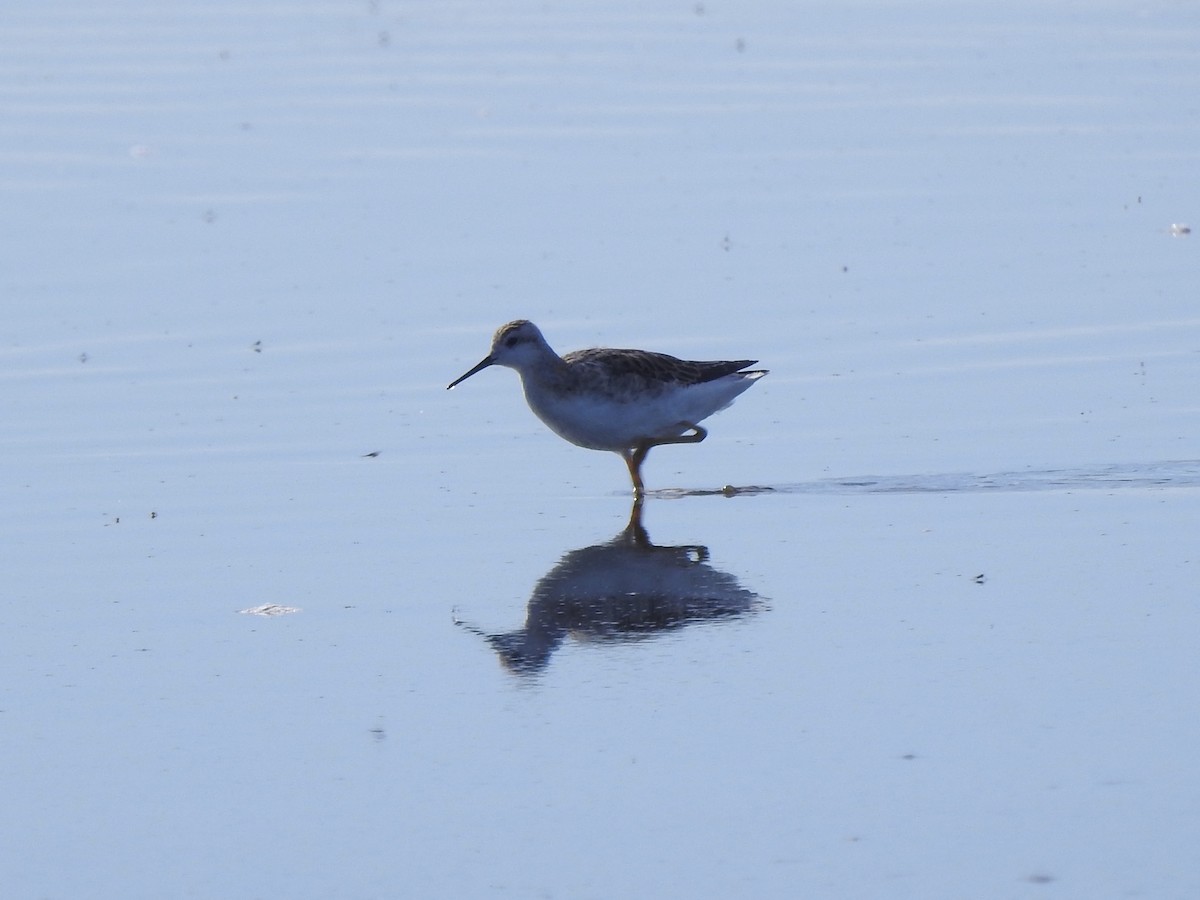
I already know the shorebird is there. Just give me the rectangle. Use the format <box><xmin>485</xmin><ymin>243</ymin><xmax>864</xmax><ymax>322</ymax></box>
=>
<box><xmin>446</xmin><ymin>320</ymin><xmax>766</xmax><ymax>495</ymax></box>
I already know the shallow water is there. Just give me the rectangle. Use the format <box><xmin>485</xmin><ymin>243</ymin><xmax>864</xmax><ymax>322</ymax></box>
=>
<box><xmin>3</xmin><ymin>1</ymin><xmax>1199</xmax><ymax>898</ymax></box>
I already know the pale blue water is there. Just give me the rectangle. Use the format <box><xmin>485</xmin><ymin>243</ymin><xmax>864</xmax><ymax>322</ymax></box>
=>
<box><xmin>3</xmin><ymin>1</ymin><xmax>1199</xmax><ymax>898</ymax></box>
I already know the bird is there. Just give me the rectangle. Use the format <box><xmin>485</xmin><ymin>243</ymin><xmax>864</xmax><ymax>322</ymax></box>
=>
<box><xmin>446</xmin><ymin>319</ymin><xmax>766</xmax><ymax>495</ymax></box>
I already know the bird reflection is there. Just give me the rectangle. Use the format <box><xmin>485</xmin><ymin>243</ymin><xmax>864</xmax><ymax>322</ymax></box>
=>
<box><xmin>458</xmin><ymin>500</ymin><xmax>762</xmax><ymax>675</ymax></box>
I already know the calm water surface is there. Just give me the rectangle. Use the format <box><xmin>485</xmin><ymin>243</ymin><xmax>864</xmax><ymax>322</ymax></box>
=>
<box><xmin>3</xmin><ymin>1</ymin><xmax>1199</xmax><ymax>898</ymax></box>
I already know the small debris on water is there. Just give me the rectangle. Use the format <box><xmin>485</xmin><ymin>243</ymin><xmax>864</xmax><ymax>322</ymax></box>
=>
<box><xmin>1169</xmin><ymin>223</ymin><xmax>1191</xmax><ymax>236</ymax></box>
<box><xmin>238</xmin><ymin>604</ymin><xmax>301</xmax><ymax>616</ymax></box>
<box><xmin>718</xmin><ymin>484</ymin><xmax>775</xmax><ymax>497</ymax></box>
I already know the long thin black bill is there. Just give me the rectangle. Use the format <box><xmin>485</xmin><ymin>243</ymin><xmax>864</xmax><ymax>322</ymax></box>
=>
<box><xmin>446</xmin><ymin>356</ymin><xmax>495</xmax><ymax>390</ymax></box>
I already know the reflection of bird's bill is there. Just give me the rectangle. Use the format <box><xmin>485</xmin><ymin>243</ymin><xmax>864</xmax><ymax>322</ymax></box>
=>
<box><xmin>446</xmin><ymin>355</ymin><xmax>495</xmax><ymax>390</ymax></box>
<box><xmin>453</xmin><ymin>614</ymin><xmax>559</xmax><ymax>674</ymax></box>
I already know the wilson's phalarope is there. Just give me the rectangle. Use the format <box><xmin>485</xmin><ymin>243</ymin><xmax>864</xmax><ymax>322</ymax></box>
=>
<box><xmin>447</xmin><ymin>320</ymin><xmax>766</xmax><ymax>495</ymax></box>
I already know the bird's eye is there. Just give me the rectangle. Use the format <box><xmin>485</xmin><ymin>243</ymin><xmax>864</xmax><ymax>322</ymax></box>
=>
<box><xmin>505</xmin><ymin>336</ymin><xmax>519</xmax><ymax>348</ymax></box>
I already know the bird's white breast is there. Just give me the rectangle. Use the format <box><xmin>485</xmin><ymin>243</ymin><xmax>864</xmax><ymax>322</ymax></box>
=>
<box><xmin>520</xmin><ymin>372</ymin><xmax>759</xmax><ymax>452</ymax></box>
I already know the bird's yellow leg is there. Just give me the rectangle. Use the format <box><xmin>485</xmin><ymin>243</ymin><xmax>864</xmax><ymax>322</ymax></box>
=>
<box><xmin>621</xmin><ymin>424</ymin><xmax>707</xmax><ymax>496</ymax></box>
<box><xmin>650</xmin><ymin>423</ymin><xmax>707</xmax><ymax>447</ymax></box>
<box><xmin>623</xmin><ymin>443</ymin><xmax>650</xmax><ymax>496</ymax></box>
